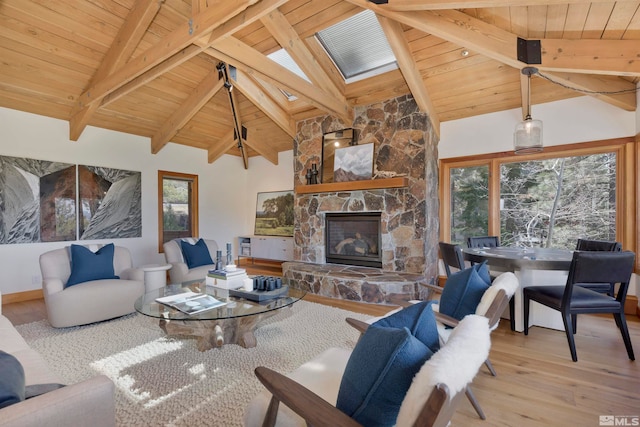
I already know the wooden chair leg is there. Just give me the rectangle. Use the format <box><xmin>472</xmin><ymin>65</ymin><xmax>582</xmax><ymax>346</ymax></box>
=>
<box><xmin>562</xmin><ymin>312</ymin><xmax>578</xmax><ymax>362</ymax></box>
<box><xmin>615</xmin><ymin>312</ymin><xmax>635</xmax><ymax>360</ymax></box>
<box><xmin>465</xmin><ymin>386</ymin><xmax>486</xmax><ymax>420</ymax></box>
<box><xmin>484</xmin><ymin>358</ymin><xmax>497</xmax><ymax>376</ymax></box>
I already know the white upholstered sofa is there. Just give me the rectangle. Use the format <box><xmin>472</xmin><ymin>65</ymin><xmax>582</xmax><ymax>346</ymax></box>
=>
<box><xmin>163</xmin><ymin>238</ymin><xmax>219</xmax><ymax>284</ymax></box>
<box><xmin>39</xmin><ymin>244</ymin><xmax>145</xmax><ymax>328</ymax></box>
<box><xmin>0</xmin><ymin>291</ymin><xmax>116</xmax><ymax>427</ymax></box>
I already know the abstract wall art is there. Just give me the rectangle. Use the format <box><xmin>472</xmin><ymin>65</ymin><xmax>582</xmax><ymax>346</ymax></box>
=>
<box><xmin>0</xmin><ymin>155</ymin><xmax>76</xmax><ymax>243</ymax></box>
<box><xmin>79</xmin><ymin>165</ymin><xmax>142</xmax><ymax>240</ymax></box>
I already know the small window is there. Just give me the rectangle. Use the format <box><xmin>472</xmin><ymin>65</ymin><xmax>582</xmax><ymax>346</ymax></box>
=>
<box><xmin>158</xmin><ymin>171</ymin><xmax>198</xmax><ymax>252</ymax></box>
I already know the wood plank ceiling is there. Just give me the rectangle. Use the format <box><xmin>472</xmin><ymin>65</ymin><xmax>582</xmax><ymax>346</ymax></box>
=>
<box><xmin>1</xmin><ymin>0</ymin><xmax>639</xmax><ymax>167</ymax></box>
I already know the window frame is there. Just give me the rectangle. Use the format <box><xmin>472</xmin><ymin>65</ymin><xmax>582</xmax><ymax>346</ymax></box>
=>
<box><xmin>157</xmin><ymin>170</ymin><xmax>199</xmax><ymax>253</ymax></box>
<box><xmin>439</xmin><ymin>137</ymin><xmax>637</xmax><ymax>269</ymax></box>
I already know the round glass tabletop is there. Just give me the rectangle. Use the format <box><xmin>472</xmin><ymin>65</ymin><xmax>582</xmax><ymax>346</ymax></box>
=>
<box><xmin>135</xmin><ymin>279</ymin><xmax>306</xmax><ymax>321</ymax></box>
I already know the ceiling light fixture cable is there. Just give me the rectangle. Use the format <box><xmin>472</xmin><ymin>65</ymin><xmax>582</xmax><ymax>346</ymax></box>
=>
<box><xmin>218</xmin><ymin>62</ymin><xmax>248</xmax><ymax>169</ymax></box>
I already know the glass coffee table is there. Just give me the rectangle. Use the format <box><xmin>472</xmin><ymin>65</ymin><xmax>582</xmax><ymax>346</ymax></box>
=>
<box><xmin>135</xmin><ymin>280</ymin><xmax>306</xmax><ymax>351</ymax></box>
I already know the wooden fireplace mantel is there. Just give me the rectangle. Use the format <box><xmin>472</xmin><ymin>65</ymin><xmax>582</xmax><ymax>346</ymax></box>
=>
<box><xmin>295</xmin><ymin>177</ymin><xmax>408</xmax><ymax>194</ymax></box>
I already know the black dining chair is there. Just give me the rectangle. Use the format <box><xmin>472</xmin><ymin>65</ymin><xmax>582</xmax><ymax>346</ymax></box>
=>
<box><xmin>523</xmin><ymin>250</ymin><xmax>635</xmax><ymax>362</ymax></box>
<box><xmin>467</xmin><ymin>236</ymin><xmax>500</xmax><ymax>249</ymax></box>
<box><xmin>438</xmin><ymin>242</ymin><xmax>465</xmax><ymax>277</ymax></box>
<box><xmin>575</xmin><ymin>238</ymin><xmax>622</xmax><ymax>296</ymax></box>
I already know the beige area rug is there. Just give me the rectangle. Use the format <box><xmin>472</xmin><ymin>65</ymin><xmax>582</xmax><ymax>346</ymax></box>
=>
<box><xmin>16</xmin><ymin>301</ymin><xmax>371</xmax><ymax>427</ymax></box>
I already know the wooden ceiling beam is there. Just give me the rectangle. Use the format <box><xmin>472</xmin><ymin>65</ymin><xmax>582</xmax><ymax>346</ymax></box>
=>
<box><xmin>151</xmin><ymin>67</ymin><xmax>224</xmax><ymax>154</ymax></box>
<box><xmin>208</xmin><ymin>129</ymin><xmax>237</xmax><ymax>163</ymax></box>
<box><xmin>243</xmin><ymin>134</ymin><xmax>280</xmax><ymax>165</ymax></box>
<box><xmin>208</xmin><ymin>36</ymin><xmax>353</xmax><ymax>123</ymax></box>
<box><xmin>345</xmin><ymin>0</ymin><xmax>637</xmax><ymax>110</ymax></box>
<box><xmin>541</xmin><ymin>39</ymin><xmax>640</xmax><ymax>76</ymax></box>
<box><xmin>230</xmin><ymin>68</ymin><xmax>296</xmax><ymax>138</ymax></box>
<box><xmin>378</xmin><ymin>0</ymin><xmax>622</xmax><ymax>11</ymax></box>
<box><xmin>376</xmin><ymin>14</ymin><xmax>440</xmax><ymax>138</ymax></box>
<box><xmin>260</xmin><ymin>9</ymin><xmax>345</xmax><ymax>103</ymax></box>
<box><xmin>72</xmin><ymin>0</ymin><xmax>257</xmax><ymax>115</ymax></box>
<box><xmin>69</xmin><ymin>0</ymin><xmax>161</xmax><ymax>141</ymax></box>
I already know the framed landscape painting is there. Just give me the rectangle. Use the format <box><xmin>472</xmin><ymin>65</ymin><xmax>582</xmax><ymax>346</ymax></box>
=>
<box><xmin>254</xmin><ymin>190</ymin><xmax>294</xmax><ymax>237</ymax></box>
<box><xmin>333</xmin><ymin>143</ymin><xmax>374</xmax><ymax>182</ymax></box>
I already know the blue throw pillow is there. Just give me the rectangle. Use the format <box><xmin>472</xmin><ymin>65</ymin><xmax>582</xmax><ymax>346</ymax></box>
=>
<box><xmin>336</xmin><ymin>326</ymin><xmax>434</xmax><ymax>427</ymax></box>
<box><xmin>372</xmin><ymin>301</ymin><xmax>440</xmax><ymax>352</ymax></box>
<box><xmin>180</xmin><ymin>238</ymin><xmax>214</xmax><ymax>269</ymax></box>
<box><xmin>439</xmin><ymin>262</ymin><xmax>491</xmax><ymax>320</ymax></box>
<box><xmin>0</xmin><ymin>351</ymin><xmax>25</xmax><ymax>409</ymax></box>
<box><xmin>66</xmin><ymin>243</ymin><xmax>119</xmax><ymax>288</ymax></box>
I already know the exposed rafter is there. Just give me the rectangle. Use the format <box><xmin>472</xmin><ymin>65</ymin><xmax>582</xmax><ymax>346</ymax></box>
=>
<box><xmin>346</xmin><ymin>0</ymin><xmax>637</xmax><ymax>111</ymax></box>
<box><xmin>69</xmin><ymin>0</ymin><xmax>161</xmax><ymax>141</ymax></box>
<box><xmin>376</xmin><ymin>14</ymin><xmax>441</xmax><ymax>137</ymax></box>
<box><xmin>151</xmin><ymin>67</ymin><xmax>224</xmax><ymax>154</ymax></box>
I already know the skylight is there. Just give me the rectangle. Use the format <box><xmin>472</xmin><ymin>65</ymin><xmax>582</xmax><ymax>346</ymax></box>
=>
<box><xmin>267</xmin><ymin>49</ymin><xmax>311</xmax><ymax>101</ymax></box>
<box><xmin>316</xmin><ymin>10</ymin><xmax>397</xmax><ymax>83</ymax></box>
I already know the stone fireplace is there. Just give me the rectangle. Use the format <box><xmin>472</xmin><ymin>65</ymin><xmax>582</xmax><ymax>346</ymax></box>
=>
<box><xmin>285</xmin><ymin>94</ymin><xmax>440</xmax><ymax>303</ymax></box>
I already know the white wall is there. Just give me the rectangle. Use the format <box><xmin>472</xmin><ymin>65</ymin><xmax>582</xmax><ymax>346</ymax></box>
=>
<box><xmin>0</xmin><ymin>107</ymin><xmax>293</xmax><ymax>294</ymax></box>
<box><xmin>439</xmin><ymin>96</ymin><xmax>637</xmax><ymax>158</ymax></box>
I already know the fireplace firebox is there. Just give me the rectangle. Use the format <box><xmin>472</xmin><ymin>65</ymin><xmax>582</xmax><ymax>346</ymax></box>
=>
<box><xmin>325</xmin><ymin>212</ymin><xmax>382</xmax><ymax>268</ymax></box>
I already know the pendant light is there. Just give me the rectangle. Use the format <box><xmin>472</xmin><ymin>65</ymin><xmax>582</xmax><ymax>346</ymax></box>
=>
<box><xmin>514</xmin><ymin>67</ymin><xmax>543</xmax><ymax>154</ymax></box>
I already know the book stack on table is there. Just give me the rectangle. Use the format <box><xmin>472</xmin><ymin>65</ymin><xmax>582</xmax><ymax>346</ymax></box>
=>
<box><xmin>205</xmin><ymin>268</ymin><xmax>248</xmax><ymax>289</ymax></box>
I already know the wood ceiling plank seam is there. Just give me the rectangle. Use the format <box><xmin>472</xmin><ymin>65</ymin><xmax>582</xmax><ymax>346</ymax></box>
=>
<box><xmin>562</xmin><ymin>2</ymin><xmax>590</xmax><ymax>38</ymax></box>
<box><xmin>544</xmin><ymin>4</ymin><xmax>568</xmax><ymax>38</ymax></box>
<box><xmin>417</xmin><ymin>53</ymin><xmax>494</xmax><ymax>78</ymax></box>
<box><xmin>0</xmin><ymin>45</ymin><xmax>89</xmax><ymax>89</ymax></box>
<box><xmin>74</xmin><ymin>0</ymin><xmax>257</xmax><ymax>114</ymax></box>
<box><xmin>34</xmin><ymin>0</ymin><xmax>130</xmax><ymax>27</ymax></box>
<box><xmin>527</xmin><ymin>5</ymin><xmax>549</xmax><ymax>39</ymax></box>
<box><xmin>582</xmin><ymin>2</ymin><xmax>615</xmax><ymax>39</ymax></box>
<box><xmin>0</xmin><ymin>16</ymin><xmax>104</xmax><ymax>70</ymax></box>
<box><xmin>0</xmin><ymin>80</ymin><xmax>76</xmax><ymax>109</ymax></box>
<box><xmin>508</xmin><ymin>5</ymin><xmax>529</xmax><ymax>36</ymax></box>
<box><xmin>620</xmin><ymin>2</ymin><xmax>640</xmax><ymax>40</ymax></box>
<box><xmin>602</xmin><ymin>2</ymin><xmax>639</xmax><ymax>40</ymax></box>
<box><xmin>1</xmin><ymin>0</ymin><xmax>114</xmax><ymax>51</ymax></box>
<box><xmin>377</xmin><ymin>13</ymin><xmax>440</xmax><ymax>136</ymax></box>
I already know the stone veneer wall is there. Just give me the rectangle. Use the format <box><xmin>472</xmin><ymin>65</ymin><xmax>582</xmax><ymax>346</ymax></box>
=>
<box><xmin>293</xmin><ymin>94</ymin><xmax>440</xmax><ymax>285</ymax></box>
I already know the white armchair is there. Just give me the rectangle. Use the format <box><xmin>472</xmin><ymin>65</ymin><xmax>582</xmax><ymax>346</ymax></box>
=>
<box><xmin>244</xmin><ymin>315</ymin><xmax>491</xmax><ymax>427</ymax></box>
<box><xmin>39</xmin><ymin>244</ymin><xmax>145</xmax><ymax>328</ymax></box>
<box><xmin>163</xmin><ymin>238</ymin><xmax>219</xmax><ymax>284</ymax></box>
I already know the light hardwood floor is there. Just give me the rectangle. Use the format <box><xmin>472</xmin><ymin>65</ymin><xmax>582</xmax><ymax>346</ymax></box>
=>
<box><xmin>2</xmin><ymin>265</ymin><xmax>639</xmax><ymax>427</ymax></box>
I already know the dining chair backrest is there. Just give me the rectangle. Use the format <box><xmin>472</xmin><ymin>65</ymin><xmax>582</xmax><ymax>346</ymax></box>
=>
<box><xmin>466</xmin><ymin>236</ymin><xmax>500</xmax><ymax>248</ymax></box>
<box><xmin>575</xmin><ymin>238</ymin><xmax>621</xmax><ymax>252</ymax></box>
<box><xmin>563</xmin><ymin>251</ymin><xmax>635</xmax><ymax>307</ymax></box>
<box><xmin>438</xmin><ymin>242</ymin><xmax>465</xmax><ymax>277</ymax></box>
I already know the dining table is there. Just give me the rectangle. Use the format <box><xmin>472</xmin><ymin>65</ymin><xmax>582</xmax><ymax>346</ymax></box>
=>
<box><xmin>463</xmin><ymin>246</ymin><xmax>574</xmax><ymax>332</ymax></box>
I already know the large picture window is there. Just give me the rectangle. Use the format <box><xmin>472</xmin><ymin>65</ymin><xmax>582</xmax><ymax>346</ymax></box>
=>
<box><xmin>440</xmin><ymin>138</ymin><xmax>635</xmax><ymax>255</ymax></box>
<box><xmin>158</xmin><ymin>171</ymin><xmax>198</xmax><ymax>252</ymax></box>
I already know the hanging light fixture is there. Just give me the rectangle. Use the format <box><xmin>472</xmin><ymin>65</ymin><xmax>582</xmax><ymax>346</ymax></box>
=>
<box><xmin>514</xmin><ymin>67</ymin><xmax>543</xmax><ymax>154</ymax></box>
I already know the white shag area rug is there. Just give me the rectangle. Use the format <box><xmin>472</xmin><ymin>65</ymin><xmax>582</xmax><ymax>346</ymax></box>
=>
<box><xmin>16</xmin><ymin>300</ymin><xmax>371</xmax><ymax>427</ymax></box>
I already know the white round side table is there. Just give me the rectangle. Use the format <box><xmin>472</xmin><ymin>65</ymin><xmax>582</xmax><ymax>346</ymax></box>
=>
<box><xmin>140</xmin><ymin>264</ymin><xmax>172</xmax><ymax>292</ymax></box>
